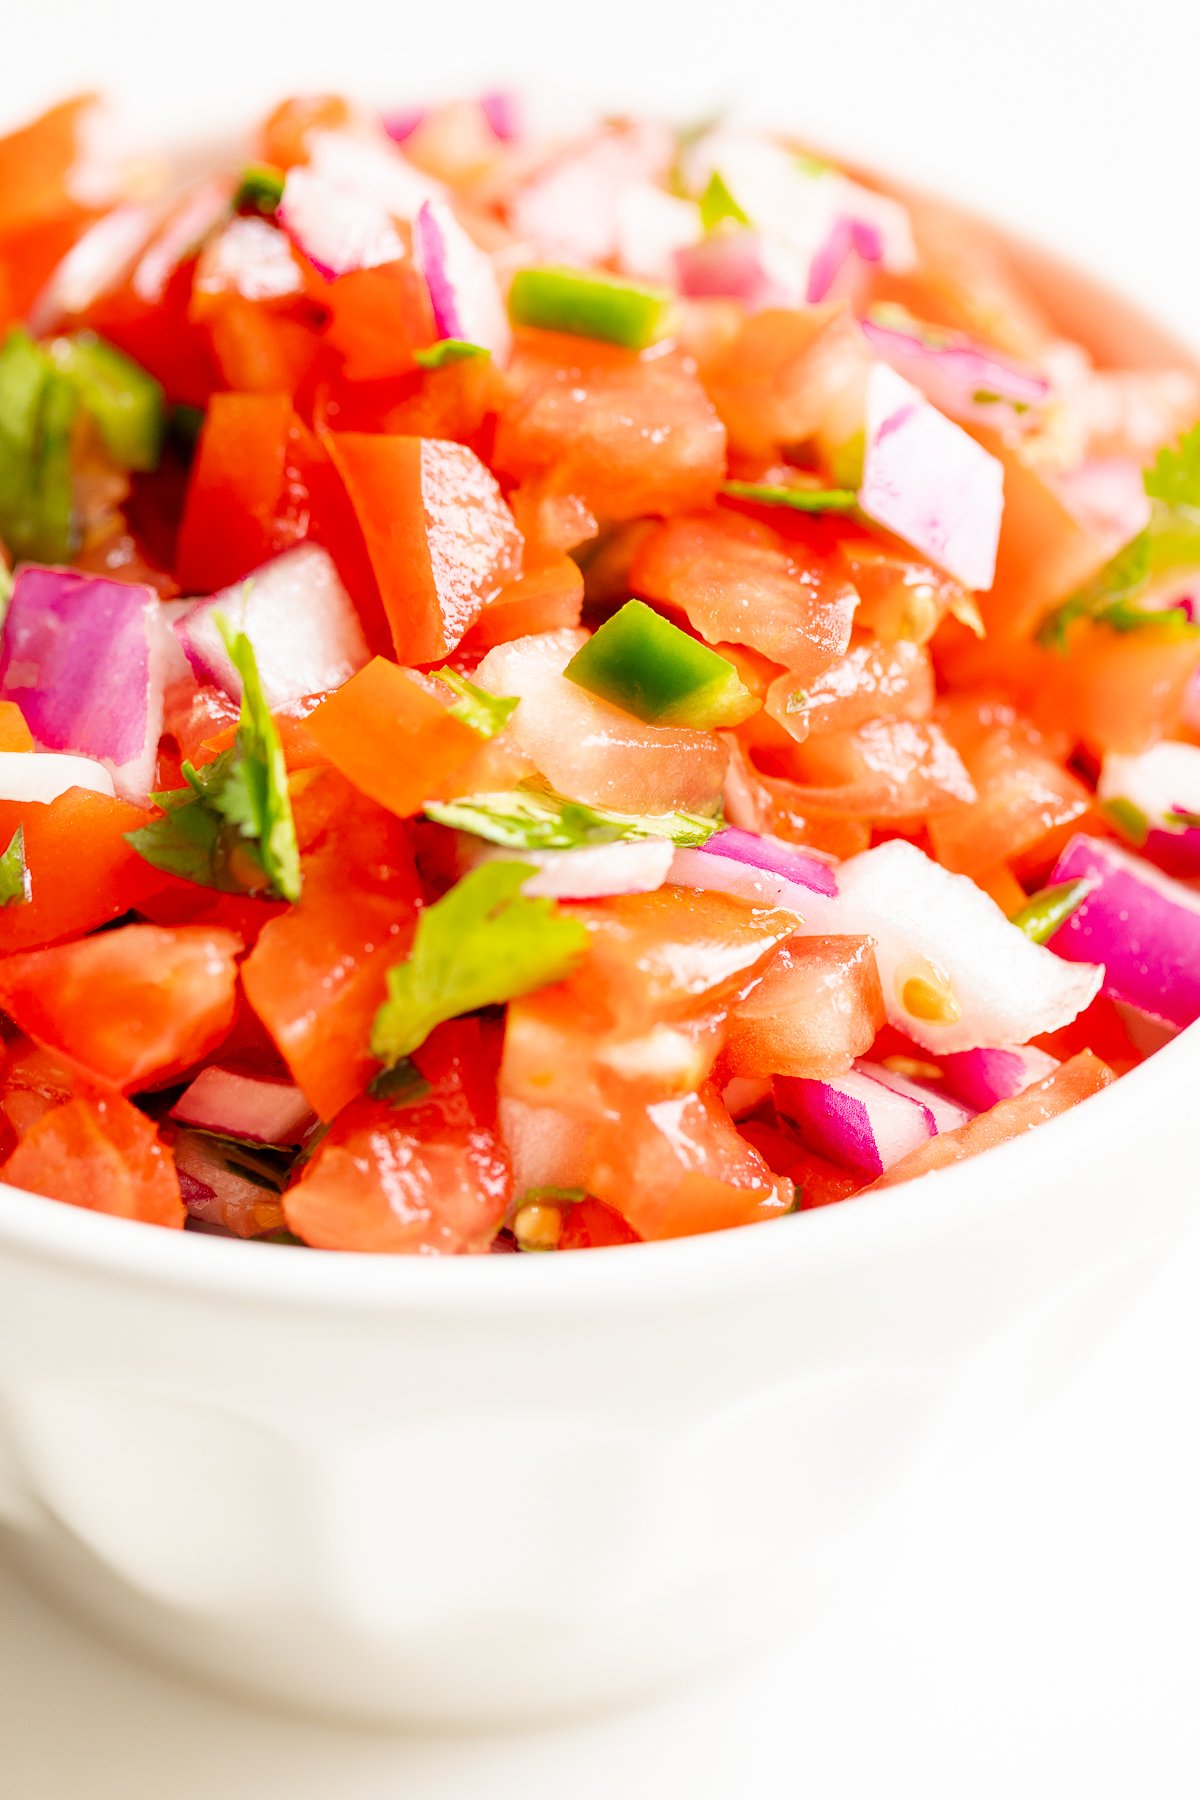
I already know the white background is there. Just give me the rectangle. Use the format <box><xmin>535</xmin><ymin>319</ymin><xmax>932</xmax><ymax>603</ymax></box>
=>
<box><xmin>3</xmin><ymin>2</ymin><xmax>1200</xmax><ymax>1793</ymax></box>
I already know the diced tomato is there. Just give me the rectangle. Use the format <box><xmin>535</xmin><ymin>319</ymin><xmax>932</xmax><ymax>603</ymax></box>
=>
<box><xmin>760</xmin><ymin>719</ymin><xmax>975</xmax><ymax>820</ymax></box>
<box><xmin>473</xmin><ymin>627</ymin><xmax>728</xmax><ymax>815</ymax></box>
<box><xmin>1</xmin><ymin>1085</ymin><xmax>184</xmax><ymax>1228</ymax></box>
<box><xmin>0</xmin><ymin>95</ymin><xmax>94</xmax><ymax>245</ymax></box>
<box><xmin>135</xmin><ymin>882</ymin><xmax>287</xmax><ymax>949</ymax></box>
<box><xmin>557</xmin><ymin>1196</ymin><xmax>641</xmax><ymax>1249</ymax></box>
<box><xmin>175</xmin><ymin>393</ymin><xmax>318</xmax><ymax>590</ymax></box>
<box><xmin>284</xmin><ymin>1018</ymin><xmax>511</xmax><ymax>1252</ymax></box>
<box><xmin>586</xmin><ymin>1082</ymin><xmax>794</xmax><ymax>1240</ymax></box>
<box><xmin>204</xmin><ymin>295</ymin><xmax>321</xmax><ymax>395</ymax></box>
<box><xmin>632</xmin><ymin>510</ymin><xmax>857</xmax><ymax>681</ymax></box>
<box><xmin>493</xmin><ymin>330</ymin><xmax>726</xmax><ymax>522</ymax></box>
<box><xmin>0</xmin><ymin>703</ymin><xmax>33</xmax><ymax>751</ymax></box>
<box><xmin>323</xmin><ymin>433</ymin><xmax>523</xmax><ymax>663</ymax></box>
<box><xmin>319</xmin><ymin>260</ymin><xmax>436</xmax><ymax>384</ymax></box>
<box><xmin>507</xmin><ymin>487</ymin><xmax>598</xmax><ymax>562</ymax></box>
<box><xmin>0</xmin><ymin>923</ymin><xmax>242</xmax><ymax>1090</ymax></box>
<box><xmin>0</xmin><ymin>789</ymin><xmax>161</xmax><ymax>953</ymax></box>
<box><xmin>737</xmin><ymin>1117</ymin><xmax>867</xmax><ymax>1209</ymax></box>
<box><xmin>700</xmin><ymin>304</ymin><xmax>871</xmax><ymax>462</ymax></box>
<box><xmin>722</xmin><ymin>733</ymin><xmax>873</xmax><ymax>859</ymax></box>
<box><xmin>721</xmin><ymin>935</ymin><xmax>884</xmax><ymax>1080</ymax></box>
<box><xmin>1042</xmin><ymin>625</ymin><xmax>1200</xmax><ymax>759</ymax></box>
<box><xmin>460</xmin><ymin>557</ymin><xmax>584</xmax><ymax>652</ymax></box>
<box><xmin>765</xmin><ymin>640</ymin><xmax>934</xmax><ymax>742</ymax></box>
<box><xmin>871</xmin><ymin>1051</ymin><xmax>1115</xmax><ymax>1188</ymax></box>
<box><xmin>928</xmin><ymin>709</ymin><xmax>1091</xmax><ymax>875</ymax></box>
<box><xmin>241</xmin><ymin>786</ymin><xmax>423</xmax><ymax>1118</ymax></box>
<box><xmin>0</xmin><ymin>1038</ymin><xmax>76</xmax><ymax>1148</ymax></box>
<box><xmin>838</xmin><ymin>537</ymin><xmax>969</xmax><ymax>644</ymax></box>
<box><xmin>870</xmin><ymin>199</ymin><xmax>1054</xmax><ymax>361</ymax></box>
<box><xmin>257</xmin><ymin>93</ymin><xmax>355</xmax><ymax>169</ymax></box>
<box><xmin>303</xmin><ymin>657</ymin><xmax>482</xmax><ymax>815</ymax></box>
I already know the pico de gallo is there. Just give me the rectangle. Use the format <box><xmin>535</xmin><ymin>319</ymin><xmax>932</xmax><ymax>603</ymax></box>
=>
<box><xmin>0</xmin><ymin>91</ymin><xmax>1196</xmax><ymax>1254</ymax></box>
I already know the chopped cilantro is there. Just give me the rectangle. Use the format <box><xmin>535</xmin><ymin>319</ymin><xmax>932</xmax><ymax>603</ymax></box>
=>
<box><xmin>126</xmin><ymin>624</ymin><xmax>301</xmax><ymax>901</ymax></box>
<box><xmin>0</xmin><ymin>826</ymin><xmax>30</xmax><ymax>907</ymax></box>
<box><xmin>423</xmin><ymin>786</ymin><xmax>722</xmax><ymax>850</ymax></box>
<box><xmin>367</xmin><ymin>1059</ymin><xmax>433</xmax><ymax>1107</ymax></box>
<box><xmin>1040</xmin><ymin>424</ymin><xmax>1200</xmax><ymax>649</ymax></box>
<box><xmin>414</xmin><ymin>339</ymin><xmax>490</xmax><ymax>370</ymax></box>
<box><xmin>0</xmin><ymin>327</ymin><xmax>77</xmax><ymax>563</ymax></box>
<box><xmin>699</xmin><ymin>171</ymin><xmax>749</xmax><ymax>232</ymax></box>
<box><xmin>370</xmin><ymin>861</ymin><xmax>589</xmax><ymax>1066</ymax></box>
<box><xmin>721</xmin><ymin>479</ymin><xmax>859</xmax><ymax>514</ymax></box>
<box><xmin>1009</xmin><ymin>878</ymin><xmax>1094</xmax><ymax>944</ymax></box>
<box><xmin>431</xmin><ymin>667</ymin><xmax>518</xmax><ymax>738</ymax></box>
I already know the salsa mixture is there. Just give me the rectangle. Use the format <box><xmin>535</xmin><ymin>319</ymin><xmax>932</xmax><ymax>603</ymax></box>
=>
<box><xmin>0</xmin><ymin>92</ymin><xmax>1196</xmax><ymax>1252</ymax></box>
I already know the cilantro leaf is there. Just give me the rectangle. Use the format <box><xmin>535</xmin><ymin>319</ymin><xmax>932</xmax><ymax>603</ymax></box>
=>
<box><xmin>431</xmin><ymin>667</ymin><xmax>518</xmax><ymax>739</ymax></box>
<box><xmin>423</xmin><ymin>786</ymin><xmax>722</xmax><ymax>850</ymax></box>
<box><xmin>0</xmin><ymin>825</ymin><xmax>30</xmax><ymax>907</ymax></box>
<box><xmin>1040</xmin><ymin>424</ymin><xmax>1200</xmax><ymax>650</ymax></box>
<box><xmin>414</xmin><ymin>340</ymin><xmax>490</xmax><ymax>370</ymax></box>
<box><xmin>0</xmin><ymin>328</ymin><xmax>77</xmax><ymax>562</ymax></box>
<box><xmin>1144</xmin><ymin>423</ymin><xmax>1200</xmax><ymax>508</ymax></box>
<box><xmin>126</xmin><ymin>628</ymin><xmax>301</xmax><ymax>901</ymax></box>
<box><xmin>370</xmin><ymin>862</ymin><xmax>590</xmax><ymax>1066</ymax></box>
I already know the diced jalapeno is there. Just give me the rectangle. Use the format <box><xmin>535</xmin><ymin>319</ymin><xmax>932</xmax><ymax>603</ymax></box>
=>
<box><xmin>722</xmin><ymin>480</ymin><xmax>859</xmax><ymax>514</ymax></box>
<box><xmin>508</xmin><ymin>266</ymin><xmax>674</xmax><ymax>350</ymax></box>
<box><xmin>50</xmin><ymin>332</ymin><xmax>165</xmax><ymax>473</ymax></box>
<box><xmin>564</xmin><ymin>599</ymin><xmax>758</xmax><ymax>728</ymax></box>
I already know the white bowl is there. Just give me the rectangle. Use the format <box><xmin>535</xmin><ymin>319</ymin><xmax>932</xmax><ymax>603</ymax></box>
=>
<box><xmin>0</xmin><ymin>198</ymin><xmax>1197</xmax><ymax>1729</ymax></box>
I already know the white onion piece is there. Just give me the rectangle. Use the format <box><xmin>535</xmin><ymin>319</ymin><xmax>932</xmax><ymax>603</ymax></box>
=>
<box><xmin>194</xmin><ymin>214</ymin><xmax>305</xmax><ymax>303</ymax></box>
<box><xmin>614</xmin><ymin>183</ymin><xmax>699</xmax><ymax>283</ymax></box>
<box><xmin>306</xmin><ymin>128</ymin><xmax>444</xmax><ymax>214</ymax></box>
<box><xmin>794</xmin><ymin>838</ymin><xmax>1103</xmax><ymax>1053</ymax></box>
<box><xmin>0</xmin><ymin>751</ymin><xmax>115</xmax><ymax>804</ymax></box>
<box><xmin>668</xmin><ymin>846</ymin><xmax>810</xmax><ymax>919</ymax></box>
<box><xmin>859</xmin><ymin>363</ymin><xmax>1005</xmax><ymax>592</ymax></box>
<box><xmin>175</xmin><ymin>545</ymin><xmax>371</xmax><ymax>709</ymax></box>
<box><xmin>277</xmin><ymin>167</ymin><xmax>404</xmax><ymax>279</ymax></box>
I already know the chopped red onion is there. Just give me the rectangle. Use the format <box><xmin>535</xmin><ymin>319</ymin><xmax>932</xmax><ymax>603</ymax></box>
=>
<box><xmin>0</xmin><ymin>751</ymin><xmax>115</xmax><ymax>803</ymax></box>
<box><xmin>938</xmin><ymin>1045</ymin><xmax>1059</xmax><ymax>1111</ymax></box>
<box><xmin>132</xmin><ymin>178</ymin><xmax>232</xmax><ymax>305</ymax></box>
<box><xmin>859</xmin><ymin>1060</ymin><xmax>973</xmax><ymax>1133</ymax></box>
<box><xmin>806</xmin><ymin>214</ymin><xmax>883</xmax><ymax>304</ymax></box>
<box><xmin>775</xmin><ymin>1065</ymin><xmax>936</xmax><ymax>1176</ymax></box>
<box><xmin>382</xmin><ymin>107</ymin><xmax>426</xmax><ymax>144</ymax></box>
<box><xmin>794</xmin><ymin>839</ymin><xmax>1103</xmax><ymax>1052</ymax></box>
<box><xmin>673</xmin><ymin>229</ymin><xmax>805</xmax><ymax>307</ymax></box>
<box><xmin>615</xmin><ymin>184</ymin><xmax>700</xmax><ymax>285</ymax></box>
<box><xmin>669</xmin><ymin>846</ymin><xmax>811</xmax><ymax>918</ymax></box>
<box><xmin>479</xmin><ymin>91</ymin><xmax>522</xmax><ymax>142</ymax></box>
<box><xmin>1097</xmin><ymin>740</ymin><xmax>1200</xmax><ymax>875</ymax></box>
<box><xmin>861</xmin><ymin>314</ymin><xmax>1049</xmax><ymax>431</ymax></box>
<box><xmin>1045</xmin><ymin>835</ymin><xmax>1200</xmax><ymax>1031</ymax></box>
<box><xmin>508</xmin><ymin>122</ymin><xmax>672</xmax><ymax>264</ymax></box>
<box><xmin>858</xmin><ymin>363</ymin><xmax>1005</xmax><ymax>591</ymax></box>
<box><xmin>277</xmin><ymin>166</ymin><xmax>404</xmax><ymax>279</ymax></box>
<box><xmin>700</xmin><ymin>826</ymin><xmax>838</xmax><ymax>897</ymax></box>
<box><xmin>0</xmin><ymin>566</ymin><xmax>166</xmax><ymax>800</ymax></box>
<box><xmin>170</xmin><ymin>1067</ymin><xmax>316</xmax><ymax>1147</ymax></box>
<box><xmin>413</xmin><ymin>199</ymin><xmax>510</xmax><ymax>359</ymax></box>
<box><xmin>305</xmin><ymin>128</ymin><xmax>443</xmax><ymax>214</ymax></box>
<box><xmin>175</xmin><ymin>545</ymin><xmax>371</xmax><ymax>710</ymax></box>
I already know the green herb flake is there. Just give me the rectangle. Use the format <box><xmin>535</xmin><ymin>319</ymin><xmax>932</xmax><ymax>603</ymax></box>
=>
<box><xmin>431</xmin><ymin>666</ymin><xmax>518</xmax><ymax>738</ymax></box>
<box><xmin>367</xmin><ymin>1058</ymin><xmax>433</xmax><ymax>1107</ymax></box>
<box><xmin>1009</xmin><ymin>878</ymin><xmax>1094</xmax><ymax>945</ymax></box>
<box><xmin>234</xmin><ymin>163</ymin><xmax>286</xmax><ymax>215</ymax></box>
<box><xmin>126</xmin><ymin>622</ymin><xmax>301</xmax><ymax>902</ymax></box>
<box><xmin>48</xmin><ymin>332</ymin><xmax>165</xmax><ymax>473</ymax></box>
<box><xmin>1101</xmin><ymin>796</ymin><xmax>1151</xmax><ymax>846</ymax></box>
<box><xmin>699</xmin><ymin>170</ymin><xmax>749</xmax><ymax>232</ymax></box>
<box><xmin>0</xmin><ymin>327</ymin><xmax>77</xmax><ymax>563</ymax></box>
<box><xmin>413</xmin><ymin>339</ymin><xmax>491</xmax><ymax>370</ymax></box>
<box><xmin>0</xmin><ymin>825</ymin><xmax>30</xmax><ymax>907</ymax></box>
<box><xmin>1144</xmin><ymin>423</ymin><xmax>1200</xmax><ymax>508</ymax></box>
<box><xmin>370</xmin><ymin>862</ymin><xmax>590</xmax><ymax>1066</ymax></box>
<box><xmin>721</xmin><ymin>479</ymin><xmax>859</xmax><ymax>515</ymax></box>
<box><xmin>424</xmin><ymin>786</ymin><xmax>722</xmax><ymax>851</ymax></box>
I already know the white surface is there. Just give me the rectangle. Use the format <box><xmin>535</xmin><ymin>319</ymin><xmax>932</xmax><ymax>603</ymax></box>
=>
<box><xmin>5</xmin><ymin>1230</ymin><xmax>1200</xmax><ymax>1797</ymax></box>
<box><xmin>4</xmin><ymin>0</ymin><xmax>1200</xmax><ymax>1788</ymax></box>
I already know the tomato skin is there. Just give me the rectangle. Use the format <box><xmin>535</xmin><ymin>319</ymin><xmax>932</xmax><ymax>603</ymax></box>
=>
<box><xmin>0</xmin><ymin>923</ymin><xmax>242</xmax><ymax>1091</ymax></box>
<box><xmin>557</xmin><ymin>1197</ymin><xmax>641</xmax><ymax>1249</ymax></box>
<box><xmin>242</xmin><ymin>786</ymin><xmax>424</xmax><ymax>1119</ymax></box>
<box><xmin>871</xmin><ymin>1051</ymin><xmax>1114</xmax><ymax>1188</ymax></box>
<box><xmin>632</xmin><ymin>510</ymin><xmax>857</xmax><ymax>683</ymax></box>
<box><xmin>0</xmin><ymin>789</ymin><xmax>161</xmax><ymax>954</ymax></box>
<box><xmin>323</xmin><ymin>433</ymin><xmax>523</xmax><ymax>664</ymax></box>
<box><xmin>1</xmin><ymin>1084</ymin><xmax>184</xmax><ymax>1229</ymax></box>
<box><xmin>586</xmin><ymin>1083</ymin><xmax>794</xmax><ymax>1241</ymax></box>
<box><xmin>284</xmin><ymin>1019</ymin><xmax>511</xmax><ymax>1253</ymax></box>
<box><xmin>175</xmin><ymin>393</ymin><xmax>313</xmax><ymax>591</ymax></box>
<box><xmin>494</xmin><ymin>331</ymin><xmax>726</xmax><ymax>523</ymax></box>
<box><xmin>304</xmin><ymin>657</ymin><xmax>482</xmax><ymax>817</ymax></box>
